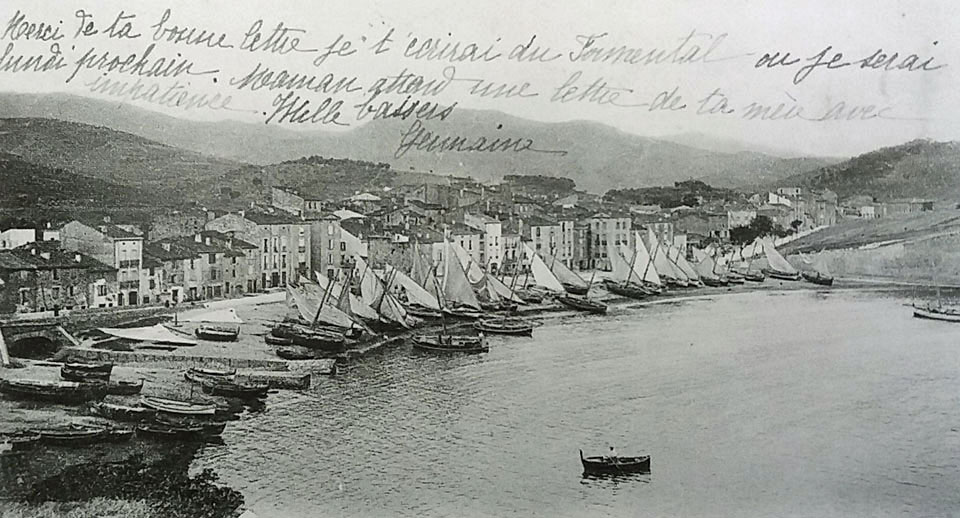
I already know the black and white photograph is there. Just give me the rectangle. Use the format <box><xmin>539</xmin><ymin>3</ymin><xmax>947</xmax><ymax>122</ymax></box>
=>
<box><xmin>0</xmin><ymin>1</ymin><xmax>958</xmax><ymax>517</ymax></box>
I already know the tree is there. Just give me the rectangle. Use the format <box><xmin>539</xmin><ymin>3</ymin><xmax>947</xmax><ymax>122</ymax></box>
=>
<box><xmin>729</xmin><ymin>215</ymin><xmax>787</xmax><ymax>245</ymax></box>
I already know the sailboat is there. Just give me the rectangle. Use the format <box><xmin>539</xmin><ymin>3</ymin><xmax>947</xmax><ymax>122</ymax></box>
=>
<box><xmin>716</xmin><ymin>252</ymin><xmax>745</xmax><ymax>284</ymax></box>
<box><xmin>437</xmin><ymin>239</ymin><xmax>484</xmax><ymax>320</ymax></box>
<box><xmin>667</xmin><ymin>246</ymin><xmax>702</xmax><ymax>287</ymax></box>
<box><xmin>694</xmin><ymin>249</ymin><xmax>724</xmax><ymax>287</ymax></box>
<box><xmin>519</xmin><ymin>241</ymin><xmax>565</xmax><ymax>295</ymax></box>
<box><xmin>761</xmin><ymin>238</ymin><xmax>801</xmax><ymax>281</ymax></box>
<box><xmin>799</xmin><ymin>252</ymin><xmax>834</xmax><ymax>286</ymax></box>
<box><xmin>912</xmin><ymin>274</ymin><xmax>960</xmax><ymax>322</ymax></box>
<box><xmin>556</xmin><ymin>266</ymin><xmax>607</xmax><ymax>314</ymax></box>
<box><xmin>385</xmin><ymin>263</ymin><xmax>443</xmax><ymax>319</ymax></box>
<box><xmin>646</xmin><ymin>229</ymin><xmax>688</xmax><ymax>288</ymax></box>
<box><xmin>737</xmin><ymin>240</ymin><xmax>766</xmax><ymax>282</ymax></box>
<box><xmin>602</xmin><ymin>242</ymin><xmax>652</xmax><ymax>300</ymax></box>
<box><xmin>412</xmin><ymin>245</ymin><xmax>489</xmax><ymax>353</ymax></box>
<box><xmin>449</xmin><ymin>241</ymin><xmax>519</xmax><ymax>313</ymax></box>
<box><xmin>355</xmin><ymin>256</ymin><xmax>420</xmax><ymax>329</ymax></box>
<box><xmin>541</xmin><ymin>251</ymin><xmax>589</xmax><ymax>295</ymax></box>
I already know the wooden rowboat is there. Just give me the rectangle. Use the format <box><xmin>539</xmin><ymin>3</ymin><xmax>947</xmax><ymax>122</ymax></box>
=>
<box><xmin>913</xmin><ymin>306</ymin><xmax>960</xmax><ymax>323</ymax></box>
<box><xmin>195</xmin><ymin>325</ymin><xmax>240</xmax><ymax>342</ymax></box>
<box><xmin>275</xmin><ymin>345</ymin><xmax>315</xmax><ymax>360</ymax></box>
<box><xmin>200</xmin><ymin>380</ymin><xmax>269</xmax><ymax>399</ymax></box>
<box><xmin>39</xmin><ymin>425</ymin><xmax>108</xmax><ymax>446</ymax></box>
<box><xmin>106</xmin><ymin>379</ymin><xmax>144</xmax><ymax>396</ymax></box>
<box><xmin>60</xmin><ymin>363</ymin><xmax>113</xmax><ymax>383</ymax></box>
<box><xmin>556</xmin><ymin>295</ymin><xmax>608</xmax><ymax>314</ymax></box>
<box><xmin>412</xmin><ymin>335</ymin><xmax>488</xmax><ymax>354</ymax></box>
<box><xmin>579</xmin><ymin>449</ymin><xmax>651</xmax><ymax>475</ymax></box>
<box><xmin>140</xmin><ymin>396</ymin><xmax>217</xmax><ymax>416</ymax></box>
<box><xmin>0</xmin><ymin>379</ymin><xmax>108</xmax><ymax>404</ymax></box>
<box><xmin>264</xmin><ymin>334</ymin><xmax>293</xmax><ymax>346</ymax></box>
<box><xmin>90</xmin><ymin>402</ymin><xmax>157</xmax><ymax>422</ymax></box>
<box><xmin>474</xmin><ymin>318</ymin><xmax>534</xmax><ymax>336</ymax></box>
<box><xmin>802</xmin><ymin>271</ymin><xmax>834</xmax><ymax>286</ymax></box>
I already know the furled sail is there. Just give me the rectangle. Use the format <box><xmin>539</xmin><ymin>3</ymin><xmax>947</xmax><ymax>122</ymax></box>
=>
<box><xmin>385</xmin><ymin>264</ymin><xmax>441</xmax><ymax>310</ymax></box>
<box><xmin>522</xmin><ymin>242</ymin><xmax>564</xmax><ymax>292</ymax></box>
<box><xmin>761</xmin><ymin>238</ymin><xmax>798</xmax><ymax>274</ymax></box>
<box><xmin>442</xmin><ymin>240</ymin><xmax>482</xmax><ymax>310</ymax></box>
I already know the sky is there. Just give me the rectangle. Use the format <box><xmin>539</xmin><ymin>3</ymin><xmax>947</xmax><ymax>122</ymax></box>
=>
<box><xmin>2</xmin><ymin>0</ymin><xmax>958</xmax><ymax>157</ymax></box>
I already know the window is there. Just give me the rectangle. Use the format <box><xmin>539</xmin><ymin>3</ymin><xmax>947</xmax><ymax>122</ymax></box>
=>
<box><xmin>263</xmin><ymin>239</ymin><xmax>269</xmax><ymax>251</ymax></box>
<box><xmin>149</xmin><ymin>267</ymin><xmax>155</xmax><ymax>276</ymax></box>
<box><xmin>328</xmin><ymin>254</ymin><xmax>333</xmax><ymax>264</ymax></box>
<box><xmin>281</xmin><ymin>255</ymin><xmax>287</xmax><ymax>268</ymax></box>
<box><xmin>51</xmin><ymin>287</ymin><xmax>60</xmax><ymax>299</ymax></box>
<box><xmin>263</xmin><ymin>256</ymin><xmax>268</xmax><ymax>269</ymax></box>
<box><xmin>211</xmin><ymin>269</ymin><xmax>218</xmax><ymax>280</ymax></box>
<box><xmin>328</xmin><ymin>224</ymin><xmax>334</xmax><ymax>235</ymax></box>
<box><xmin>340</xmin><ymin>242</ymin><xmax>346</xmax><ymax>251</ymax></box>
<box><xmin>231</xmin><ymin>256</ymin><xmax>237</xmax><ymax>264</ymax></box>
<box><xmin>68</xmin><ymin>286</ymin><xmax>75</xmax><ymax>297</ymax></box>
<box><xmin>208</xmin><ymin>253</ymin><xmax>216</xmax><ymax>264</ymax></box>
<box><xmin>97</xmin><ymin>285</ymin><xmax>107</xmax><ymax>296</ymax></box>
<box><xmin>52</xmin><ymin>269</ymin><xmax>59</xmax><ymax>280</ymax></box>
<box><xmin>149</xmin><ymin>279</ymin><xmax>155</xmax><ymax>289</ymax></box>
<box><xmin>190</xmin><ymin>259</ymin><xmax>195</xmax><ymax>269</ymax></box>
<box><xmin>328</xmin><ymin>239</ymin><xmax>334</xmax><ymax>249</ymax></box>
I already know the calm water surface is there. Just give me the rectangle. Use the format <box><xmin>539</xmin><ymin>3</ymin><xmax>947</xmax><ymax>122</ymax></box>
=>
<box><xmin>194</xmin><ymin>289</ymin><xmax>960</xmax><ymax>517</ymax></box>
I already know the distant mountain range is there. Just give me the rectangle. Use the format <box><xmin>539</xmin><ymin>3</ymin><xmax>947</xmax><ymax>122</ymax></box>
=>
<box><xmin>0</xmin><ymin>93</ymin><xmax>837</xmax><ymax>193</ymax></box>
<box><xmin>779</xmin><ymin>139</ymin><xmax>960</xmax><ymax>201</ymax></box>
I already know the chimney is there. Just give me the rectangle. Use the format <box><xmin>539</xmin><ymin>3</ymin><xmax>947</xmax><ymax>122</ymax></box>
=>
<box><xmin>194</xmin><ymin>234</ymin><xmax>202</xmax><ymax>243</ymax></box>
<box><xmin>31</xmin><ymin>248</ymin><xmax>37</xmax><ymax>255</ymax></box>
<box><xmin>205</xmin><ymin>236</ymin><xmax>211</xmax><ymax>246</ymax></box>
<box><xmin>40</xmin><ymin>251</ymin><xmax>50</xmax><ymax>260</ymax></box>
<box><xmin>162</xmin><ymin>242</ymin><xmax>171</xmax><ymax>252</ymax></box>
<box><xmin>75</xmin><ymin>253</ymin><xmax>82</xmax><ymax>263</ymax></box>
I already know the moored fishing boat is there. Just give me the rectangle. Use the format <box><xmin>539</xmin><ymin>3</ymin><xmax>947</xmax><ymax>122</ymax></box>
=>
<box><xmin>412</xmin><ymin>334</ymin><xmax>489</xmax><ymax>354</ymax></box>
<box><xmin>913</xmin><ymin>306</ymin><xmax>960</xmax><ymax>322</ymax></box>
<box><xmin>106</xmin><ymin>379</ymin><xmax>144</xmax><ymax>396</ymax></box>
<box><xmin>38</xmin><ymin>425</ymin><xmax>109</xmax><ymax>446</ymax></box>
<box><xmin>275</xmin><ymin>345</ymin><xmax>316</xmax><ymax>360</ymax></box>
<box><xmin>562</xmin><ymin>282</ymin><xmax>589</xmax><ymax>296</ymax></box>
<box><xmin>474</xmin><ymin>317</ymin><xmax>534</xmax><ymax>336</ymax></box>
<box><xmin>404</xmin><ymin>304</ymin><xmax>443</xmax><ymax>320</ymax></box>
<box><xmin>603</xmin><ymin>279</ymin><xmax>650</xmax><ymax>300</ymax></box>
<box><xmin>200</xmin><ymin>379</ymin><xmax>270</xmax><ymax>399</ymax></box>
<box><xmin>0</xmin><ymin>431</ymin><xmax>41</xmax><ymax>452</ymax></box>
<box><xmin>579</xmin><ymin>449</ymin><xmax>651</xmax><ymax>474</ymax></box>
<box><xmin>443</xmin><ymin>306</ymin><xmax>484</xmax><ymax>320</ymax></box>
<box><xmin>761</xmin><ymin>238</ymin><xmax>801</xmax><ymax>280</ymax></box>
<box><xmin>90</xmin><ymin>402</ymin><xmax>157</xmax><ymax>422</ymax></box>
<box><xmin>0</xmin><ymin>379</ymin><xmax>108</xmax><ymax>404</ymax></box>
<box><xmin>742</xmin><ymin>270</ymin><xmax>765</xmax><ymax>282</ymax></box>
<box><xmin>556</xmin><ymin>294</ymin><xmax>608</xmax><ymax>314</ymax></box>
<box><xmin>195</xmin><ymin>325</ymin><xmax>240</xmax><ymax>342</ymax></box>
<box><xmin>140</xmin><ymin>396</ymin><xmax>217</xmax><ymax>416</ymax></box>
<box><xmin>60</xmin><ymin>362</ymin><xmax>113</xmax><ymax>383</ymax></box>
<box><xmin>137</xmin><ymin>422</ymin><xmax>214</xmax><ymax>441</ymax></box>
<box><xmin>155</xmin><ymin>414</ymin><xmax>226</xmax><ymax>436</ymax></box>
<box><xmin>271</xmin><ymin>322</ymin><xmax>346</xmax><ymax>352</ymax></box>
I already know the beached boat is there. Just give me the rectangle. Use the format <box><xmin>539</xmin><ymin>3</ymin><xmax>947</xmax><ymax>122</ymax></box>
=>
<box><xmin>137</xmin><ymin>422</ymin><xmax>215</xmax><ymax>441</ymax></box>
<box><xmin>60</xmin><ymin>362</ymin><xmax>113</xmax><ymax>383</ymax></box>
<box><xmin>154</xmin><ymin>415</ymin><xmax>226</xmax><ymax>436</ymax></box>
<box><xmin>140</xmin><ymin>396</ymin><xmax>217</xmax><ymax>416</ymax></box>
<box><xmin>0</xmin><ymin>379</ymin><xmax>108</xmax><ymax>404</ymax></box>
<box><xmin>742</xmin><ymin>270</ymin><xmax>765</xmax><ymax>282</ymax></box>
<box><xmin>275</xmin><ymin>345</ymin><xmax>316</xmax><ymax>360</ymax></box>
<box><xmin>271</xmin><ymin>322</ymin><xmax>346</xmax><ymax>352</ymax></box>
<box><xmin>761</xmin><ymin>238</ymin><xmax>801</xmax><ymax>280</ymax></box>
<box><xmin>195</xmin><ymin>325</ymin><xmax>240</xmax><ymax>342</ymax></box>
<box><xmin>0</xmin><ymin>431</ymin><xmax>41</xmax><ymax>452</ymax></box>
<box><xmin>579</xmin><ymin>450</ymin><xmax>651</xmax><ymax>475</ymax></box>
<box><xmin>556</xmin><ymin>294</ymin><xmax>608</xmax><ymax>314</ymax></box>
<box><xmin>38</xmin><ymin>425</ymin><xmax>109</xmax><ymax>446</ymax></box>
<box><xmin>90</xmin><ymin>402</ymin><xmax>157</xmax><ymax>422</ymax></box>
<box><xmin>412</xmin><ymin>334</ymin><xmax>489</xmax><ymax>354</ymax></box>
<box><xmin>603</xmin><ymin>279</ymin><xmax>650</xmax><ymax>300</ymax></box>
<box><xmin>107</xmin><ymin>379</ymin><xmax>144</xmax><ymax>396</ymax></box>
<box><xmin>474</xmin><ymin>317</ymin><xmax>534</xmax><ymax>336</ymax></box>
<box><xmin>200</xmin><ymin>380</ymin><xmax>269</xmax><ymax>399</ymax></box>
<box><xmin>443</xmin><ymin>306</ymin><xmax>484</xmax><ymax>320</ymax></box>
<box><xmin>264</xmin><ymin>334</ymin><xmax>293</xmax><ymax>346</ymax></box>
<box><xmin>562</xmin><ymin>282</ymin><xmax>589</xmax><ymax>296</ymax></box>
<box><xmin>405</xmin><ymin>304</ymin><xmax>443</xmax><ymax>320</ymax></box>
<box><xmin>913</xmin><ymin>306</ymin><xmax>960</xmax><ymax>323</ymax></box>
<box><xmin>802</xmin><ymin>271</ymin><xmax>834</xmax><ymax>286</ymax></box>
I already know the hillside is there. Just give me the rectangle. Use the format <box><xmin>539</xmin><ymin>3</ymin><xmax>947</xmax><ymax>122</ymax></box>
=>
<box><xmin>0</xmin><ymin>93</ymin><xmax>833</xmax><ymax>193</ymax></box>
<box><xmin>0</xmin><ymin>117</ymin><xmax>240</xmax><ymax>200</ymax></box>
<box><xmin>0</xmin><ymin>153</ymin><xmax>146</xmax><ymax>208</ymax></box>
<box><xmin>780</xmin><ymin>140</ymin><xmax>960</xmax><ymax>201</ymax></box>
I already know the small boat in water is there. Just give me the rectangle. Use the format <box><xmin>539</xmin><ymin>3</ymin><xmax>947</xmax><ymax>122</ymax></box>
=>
<box><xmin>200</xmin><ymin>380</ymin><xmax>269</xmax><ymax>399</ymax></box>
<box><xmin>579</xmin><ymin>449</ymin><xmax>651</xmax><ymax>475</ymax></box>
<box><xmin>60</xmin><ymin>362</ymin><xmax>113</xmax><ymax>383</ymax></box>
<box><xmin>154</xmin><ymin>415</ymin><xmax>227</xmax><ymax>437</ymax></box>
<box><xmin>913</xmin><ymin>306</ymin><xmax>960</xmax><ymax>323</ymax></box>
<box><xmin>195</xmin><ymin>325</ymin><xmax>240</xmax><ymax>342</ymax></box>
<box><xmin>106</xmin><ymin>379</ymin><xmax>144</xmax><ymax>396</ymax></box>
<box><xmin>140</xmin><ymin>396</ymin><xmax>217</xmax><ymax>416</ymax></box>
<box><xmin>38</xmin><ymin>425</ymin><xmax>109</xmax><ymax>446</ymax></box>
<box><xmin>90</xmin><ymin>402</ymin><xmax>157</xmax><ymax>422</ymax></box>
<box><xmin>556</xmin><ymin>295</ymin><xmax>608</xmax><ymax>314</ymax></box>
<box><xmin>0</xmin><ymin>379</ymin><xmax>108</xmax><ymax>404</ymax></box>
<box><xmin>474</xmin><ymin>318</ymin><xmax>534</xmax><ymax>336</ymax></box>
<box><xmin>137</xmin><ymin>422</ymin><xmax>216</xmax><ymax>441</ymax></box>
<box><xmin>412</xmin><ymin>334</ymin><xmax>489</xmax><ymax>354</ymax></box>
<box><xmin>0</xmin><ymin>431</ymin><xmax>41</xmax><ymax>452</ymax></box>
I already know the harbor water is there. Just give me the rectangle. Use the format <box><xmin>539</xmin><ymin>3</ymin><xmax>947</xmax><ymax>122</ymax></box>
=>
<box><xmin>193</xmin><ymin>288</ymin><xmax>960</xmax><ymax>517</ymax></box>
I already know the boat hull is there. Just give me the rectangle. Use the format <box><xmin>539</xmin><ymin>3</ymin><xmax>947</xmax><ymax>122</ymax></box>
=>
<box><xmin>913</xmin><ymin>308</ymin><xmax>960</xmax><ymax>323</ymax></box>
<box><xmin>603</xmin><ymin>281</ymin><xmax>649</xmax><ymax>300</ymax></box>
<box><xmin>271</xmin><ymin>323</ymin><xmax>346</xmax><ymax>352</ymax></box>
<box><xmin>60</xmin><ymin>363</ymin><xmax>113</xmax><ymax>383</ymax></box>
<box><xmin>106</xmin><ymin>379</ymin><xmax>144</xmax><ymax>396</ymax></box>
<box><xmin>764</xmin><ymin>269</ymin><xmax>802</xmax><ymax>281</ymax></box>
<box><xmin>562</xmin><ymin>283</ymin><xmax>589</xmax><ymax>296</ymax></box>
<box><xmin>802</xmin><ymin>272</ymin><xmax>834</xmax><ymax>286</ymax></box>
<box><xmin>195</xmin><ymin>326</ymin><xmax>240</xmax><ymax>342</ymax></box>
<box><xmin>140</xmin><ymin>396</ymin><xmax>217</xmax><ymax>416</ymax></box>
<box><xmin>91</xmin><ymin>402</ymin><xmax>157</xmax><ymax>422</ymax></box>
<box><xmin>275</xmin><ymin>345</ymin><xmax>316</xmax><ymax>360</ymax></box>
<box><xmin>39</xmin><ymin>426</ymin><xmax>108</xmax><ymax>446</ymax></box>
<box><xmin>264</xmin><ymin>334</ymin><xmax>293</xmax><ymax>346</ymax></box>
<box><xmin>474</xmin><ymin>319</ymin><xmax>533</xmax><ymax>336</ymax></box>
<box><xmin>556</xmin><ymin>295</ymin><xmax>608</xmax><ymax>314</ymax></box>
<box><xmin>580</xmin><ymin>450</ymin><xmax>651</xmax><ymax>474</ymax></box>
<box><xmin>412</xmin><ymin>335</ymin><xmax>488</xmax><ymax>354</ymax></box>
<box><xmin>0</xmin><ymin>379</ymin><xmax>107</xmax><ymax>404</ymax></box>
<box><xmin>200</xmin><ymin>381</ymin><xmax>269</xmax><ymax>399</ymax></box>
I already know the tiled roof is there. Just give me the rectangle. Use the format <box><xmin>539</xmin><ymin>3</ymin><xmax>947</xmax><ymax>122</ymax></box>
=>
<box><xmin>0</xmin><ymin>243</ymin><xmax>114</xmax><ymax>272</ymax></box>
<box><xmin>243</xmin><ymin>210</ymin><xmax>303</xmax><ymax>225</ymax></box>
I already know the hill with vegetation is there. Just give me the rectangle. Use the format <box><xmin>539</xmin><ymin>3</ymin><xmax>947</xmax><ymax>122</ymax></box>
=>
<box><xmin>0</xmin><ymin>153</ymin><xmax>147</xmax><ymax>209</ymax></box>
<box><xmin>779</xmin><ymin>140</ymin><xmax>960</xmax><ymax>201</ymax></box>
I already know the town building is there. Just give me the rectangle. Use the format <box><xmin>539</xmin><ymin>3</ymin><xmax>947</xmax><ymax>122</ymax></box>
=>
<box><xmin>205</xmin><ymin>210</ymin><xmax>310</xmax><ymax>289</ymax></box>
<box><xmin>60</xmin><ymin>220</ymin><xmax>145</xmax><ymax>306</ymax></box>
<box><xmin>581</xmin><ymin>213</ymin><xmax>632</xmax><ymax>270</ymax></box>
<box><xmin>0</xmin><ymin>241</ymin><xmax>117</xmax><ymax>313</ymax></box>
<box><xmin>463</xmin><ymin>213</ymin><xmax>503</xmax><ymax>271</ymax></box>
<box><xmin>0</xmin><ymin>229</ymin><xmax>36</xmax><ymax>250</ymax></box>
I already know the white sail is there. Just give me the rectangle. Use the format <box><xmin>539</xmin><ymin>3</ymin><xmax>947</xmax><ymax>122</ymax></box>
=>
<box><xmin>179</xmin><ymin>307</ymin><xmax>243</xmax><ymax>324</ymax></box>
<box><xmin>607</xmin><ymin>242</ymin><xmax>633</xmax><ymax>283</ymax></box>
<box><xmin>442</xmin><ymin>240</ymin><xmax>482</xmax><ymax>309</ymax></box>
<box><xmin>101</xmin><ymin>325</ymin><xmax>197</xmax><ymax>346</ymax></box>
<box><xmin>313</xmin><ymin>272</ymin><xmax>379</xmax><ymax>325</ymax></box>
<box><xmin>485</xmin><ymin>273</ymin><xmax>523</xmax><ymax>302</ymax></box>
<box><xmin>646</xmin><ymin>229</ymin><xmax>687</xmax><ymax>281</ymax></box>
<box><xmin>628</xmin><ymin>234</ymin><xmax>661</xmax><ymax>286</ymax></box>
<box><xmin>522</xmin><ymin>242</ymin><xmax>564</xmax><ymax>292</ymax></box>
<box><xmin>385</xmin><ymin>264</ymin><xmax>441</xmax><ymax>310</ymax></box>
<box><xmin>695</xmin><ymin>256</ymin><xmax>721</xmax><ymax>280</ymax></box>
<box><xmin>541</xmin><ymin>251</ymin><xmax>587</xmax><ymax>289</ymax></box>
<box><xmin>761</xmin><ymin>238</ymin><xmax>798</xmax><ymax>274</ymax></box>
<box><xmin>287</xmin><ymin>284</ymin><xmax>355</xmax><ymax>329</ymax></box>
<box><xmin>451</xmin><ymin>240</ymin><xmax>486</xmax><ymax>285</ymax></box>
<box><xmin>355</xmin><ymin>256</ymin><xmax>384</xmax><ymax>309</ymax></box>
<box><xmin>410</xmin><ymin>242</ymin><xmax>433</xmax><ymax>287</ymax></box>
<box><xmin>669</xmin><ymin>246</ymin><xmax>700</xmax><ymax>281</ymax></box>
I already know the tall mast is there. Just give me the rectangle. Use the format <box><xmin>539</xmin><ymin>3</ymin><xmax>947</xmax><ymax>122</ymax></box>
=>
<box><xmin>311</xmin><ymin>279</ymin><xmax>333</xmax><ymax>328</ymax></box>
